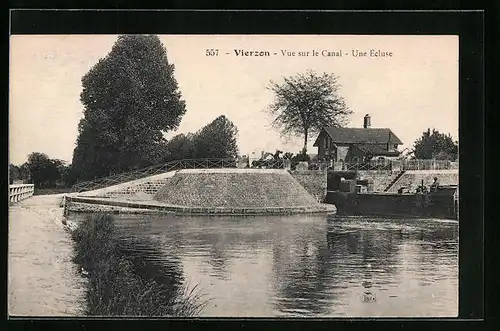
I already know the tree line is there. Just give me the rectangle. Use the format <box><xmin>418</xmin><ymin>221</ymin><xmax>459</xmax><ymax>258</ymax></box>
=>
<box><xmin>9</xmin><ymin>152</ymin><xmax>73</xmax><ymax>188</ymax></box>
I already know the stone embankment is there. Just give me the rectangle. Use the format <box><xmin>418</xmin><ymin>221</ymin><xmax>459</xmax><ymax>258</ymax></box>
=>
<box><xmin>66</xmin><ymin>169</ymin><xmax>335</xmax><ymax>215</ymax></box>
<box><xmin>386</xmin><ymin>170</ymin><xmax>459</xmax><ymax>193</ymax></box>
<box><xmin>289</xmin><ymin>170</ymin><xmax>327</xmax><ymax>202</ymax></box>
<box><xmin>65</xmin><ymin>197</ymin><xmax>336</xmax><ymax>216</ymax></box>
<box><xmin>78</xmin><ymin>171</ymin><xmax>177</xmax><ymax>199</ymax></box>
<box><xmin>356</xmin><ymin>170</ymin><xmax>400</xmax><ymax>192</ymax></box>
<box><xmin>154</xmin><ymin>169</ymin><xmax>319</xmax><ymax>208</ymax></box>
<box><xmin>8</xmin><ymin>194</ymin><xmax>85</xmax><ymax>316</ymax></box>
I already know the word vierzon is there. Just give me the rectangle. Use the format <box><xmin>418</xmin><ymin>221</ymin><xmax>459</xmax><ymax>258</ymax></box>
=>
<box><xmin>234</xmin><ymin>49</ymin><xmax>393</xmax><ymax>57</ymax></box>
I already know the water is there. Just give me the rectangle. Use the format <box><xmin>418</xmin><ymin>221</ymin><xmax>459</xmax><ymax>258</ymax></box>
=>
<box><xmin>69</xmin><ymin>213</ymin><xmax>458</xmax><ymax>317</ymax></box>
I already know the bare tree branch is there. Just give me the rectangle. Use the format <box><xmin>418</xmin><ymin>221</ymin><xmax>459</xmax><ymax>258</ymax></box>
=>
<box><xmin>264</xmin><ymin>70</ymin><xmax>352</xmax><ymax>152</ymax></box>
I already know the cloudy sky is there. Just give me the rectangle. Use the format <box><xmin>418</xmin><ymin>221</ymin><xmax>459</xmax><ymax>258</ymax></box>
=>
<box><xmin>9</xmin><ymin>35</ymin><xmax>458</xmax><ymax>165</ymax></box>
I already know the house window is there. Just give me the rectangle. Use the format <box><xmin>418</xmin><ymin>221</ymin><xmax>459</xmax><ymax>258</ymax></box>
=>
<box><xmin>324</xmin><ymin>137</ymin><xmax>330</xmax><ymax>155</ymax></box>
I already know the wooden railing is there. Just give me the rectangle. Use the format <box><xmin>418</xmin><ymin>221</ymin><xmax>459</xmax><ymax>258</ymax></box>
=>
<box><xmin>71</xmin><ymin>158</ymin><xmax>287</xmax><ymax>193</ymax></box>
<box><xmin>9</xmin><ymin>184</ymin><xmax>34</xmax><ymax>203</ymax></box>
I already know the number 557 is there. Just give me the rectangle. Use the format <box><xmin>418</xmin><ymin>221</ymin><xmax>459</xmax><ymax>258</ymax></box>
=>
<box><xmin>206</xmin><ymin>49</ymin><xmax>219</xmax><ymax>56</ymax></box>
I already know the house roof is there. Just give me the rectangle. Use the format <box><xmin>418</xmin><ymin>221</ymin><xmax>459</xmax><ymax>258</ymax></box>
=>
<box><xmin>313</xmin><ymin>127</ymin><xmax>403</xmax><ymax>146</ymax></box>
<box><xmin>352</xmin><ymin>144</ymin><xmax>401</xmax><ymax>157</ymax></box>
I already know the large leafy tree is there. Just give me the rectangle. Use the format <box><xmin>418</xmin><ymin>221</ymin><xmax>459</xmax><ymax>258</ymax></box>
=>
<box><xmin>266</xmin><ymin>70</ymin><xmax>352</xmax><ymax>153</ymax></box>
<box><xmin>164</xmin><ymin>133</ymin><xmax>196</xmax><ymax>161</ymax></box>
<box><xmin>26</xmin><ymin>152</ymin><xmax>62</xmax><ymax>188</ymax></box>
<box><xmin>72</xmin><ymin>35</ymin><xmax>186</xmax><ymax>181</ymax></box>
<box><xmin>9</xmin><ymin>164</ymin><xmax>21</xmax><ymax>184</ymax></box>
<box><xmin>192</xmin><ymin>115</ymin><xmax>239</xmax><ymax>159</ymax></box>
<box><xmin>412</xmin><ymin>128</ymin><xmax>458</xmax><ymax>160</ymax></box>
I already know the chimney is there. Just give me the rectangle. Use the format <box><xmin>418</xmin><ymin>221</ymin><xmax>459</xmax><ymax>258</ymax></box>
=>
<box><xmin>363</xmin><ymin>114</ymin><xmax>371</xmax><ymax>129</ymax></box>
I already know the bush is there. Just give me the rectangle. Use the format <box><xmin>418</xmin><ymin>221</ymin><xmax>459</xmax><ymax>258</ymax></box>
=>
<box><xmin>71</xmin><ymin>214</ymin><xmax>207</xmax><ymax>316</ymax></box>
<box><xmin>34</xmin><ymin>187</ymin><xmax>72</xmax><ymax>196</ymax></box>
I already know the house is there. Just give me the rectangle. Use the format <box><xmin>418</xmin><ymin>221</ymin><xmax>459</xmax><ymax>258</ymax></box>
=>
<box><xmin>313</xmin><ymin>114</ymin><xmax>403</xmax><ymax>163</ymax></box>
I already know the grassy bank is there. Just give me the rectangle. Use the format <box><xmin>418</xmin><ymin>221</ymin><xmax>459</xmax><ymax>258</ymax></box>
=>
<box><xmin>70</xmin><ymin>214</ymin><xmax>207</xmax><ymax>316</ymax></box>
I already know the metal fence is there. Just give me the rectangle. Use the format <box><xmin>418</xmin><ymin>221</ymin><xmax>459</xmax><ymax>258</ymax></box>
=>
<box><xmin>345</xmin><ymin>161</ymin><xmax>392</xmax><ymax>171</ymax></box>
<box><xmin>250</xmin><ymin>159</ymin><xmax>288</xmax><ymax>169</ymax></box>
<box><xmin>398</xmin><ymin>159</ymin><xmax>458</xmax><ymax>170</ymax></box>
<box><xmin>321</xmin><ymin>159</ymin><xmax>458</xmax><ymax>172</ymax></box>
<box><xmin>71</xmin><ymin>158</ymin><xmax>244</xmax><ymax>193</ymax></box>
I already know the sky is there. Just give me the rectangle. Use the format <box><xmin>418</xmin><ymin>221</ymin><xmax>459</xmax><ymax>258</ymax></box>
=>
<box><xmin>9</xmin><ymin>35</ymin><xmax>458</xmax><ymax>165</ymax></box>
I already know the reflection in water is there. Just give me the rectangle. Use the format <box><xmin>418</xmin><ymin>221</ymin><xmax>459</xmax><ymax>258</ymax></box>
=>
<box><xmin>271</xmin><ymin>221</ymin><xmax>337</xmax><ymax>316</ymax></box>
<box><xmin>68</xmin><ymin>213</ymin><xmax>458</xmax><ymax>317</ymax></box>
<box><xmin>118</xmin><ymin>235</ymin><xmax>185</xmax><ymax>301</ymax></box>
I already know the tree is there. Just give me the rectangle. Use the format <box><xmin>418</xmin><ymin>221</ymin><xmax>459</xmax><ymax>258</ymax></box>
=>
<box><xmin>9</xmin><ymin>164</ymin><xmax>20</xmax><ymax>184</ymax></box>
<box><xmin>164</xmin><ymin>133</ymin><xmax>196</xmax><ymax>161</ymax></box>
<box><xmin>18</xmin><ymin>163</ymin><xmax>31</xmax><ymax>183</ymax></box>
<box><xmin>72</xmin><ymin>35</ymin><xmax>186</xmax><ymax>181</ymax></box>
<box><xmin>26</xmin><ymin>152</ymin><xmax>59</xmax><ymax>188</ymax></box>
<box><xmin>266</xmin><ymin>70</ymin><xmax>352</xmax><ymax>153</ymax></box>
<box><xmin>192</xmin><ymin>115</ymin><xmax>239</xmax><ymax>159</ymax></box>
<box><xmin>412</xmin><ymin>128</ymin><xmax>458</xmax><ymax>160</ymax></box>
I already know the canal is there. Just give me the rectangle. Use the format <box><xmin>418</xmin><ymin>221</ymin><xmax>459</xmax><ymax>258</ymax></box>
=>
<box><xmin>68</xmin><ymin>213</ymin><xmax>458</xmax><ymax>317</ymax></box>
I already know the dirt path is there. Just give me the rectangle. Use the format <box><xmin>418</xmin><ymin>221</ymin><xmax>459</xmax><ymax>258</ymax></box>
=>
<box><xmin>8</xmin><ymin>194</ymin><xmax>86</xmax><ymax>316</ymax></box>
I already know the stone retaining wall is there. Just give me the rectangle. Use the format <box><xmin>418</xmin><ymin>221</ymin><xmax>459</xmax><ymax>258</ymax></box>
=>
<box><xmin>387</xmin><ymin>170</ymin><xmax>459</xmax><ymax>193</ymax></box>
<box><xmin>78</xmin><ymin>171</ymin><xmax>177</xmax><ymax>198</ymax></box>
<box><xmin>65</xmin><ymin>196</ymin><xmax>336</xmax><ymax>216</ymax></box>
<box><xmin>102</xmin><ymin>179</ymin><xmax>170</xmax><ymax>198</ymax></box>
<box><xmin>289</xmin><ymin>170</ymin><xmax>327</xmax><ymax>202</ymax></box>
<box><xmin>355</xmin><ymin>170</ymin><xmax>399</xmax><ymax>192</ymax></box>
<box><xmin>154</xmin><ymin>169</ymin><xmax>320</xmax><ymax>208</ymax></box>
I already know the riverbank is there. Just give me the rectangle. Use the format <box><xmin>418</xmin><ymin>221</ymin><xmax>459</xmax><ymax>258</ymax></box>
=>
<box><xmin>65</xmin><ymin>195</ymin><xmax>336</xmax><ymax>216</ymax></box>
<box><xmin>8</xmin><ymin>194</ymin><xmax>86</xmax><ymax>316</ymax></box>
<box><xmin>71</xmin><ymin>214</ymin><xmax>207</xmax><ymax>316</ymax></box>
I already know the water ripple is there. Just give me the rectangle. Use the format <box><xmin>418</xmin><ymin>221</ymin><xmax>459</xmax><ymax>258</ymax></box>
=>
<box><xmin>69</xmin><ymin>213</ymin><xmax>458</xmax><ymax>317</ymax></box>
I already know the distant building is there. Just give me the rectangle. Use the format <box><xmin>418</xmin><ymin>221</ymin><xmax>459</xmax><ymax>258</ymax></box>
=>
<box><xmin>313</xmin><ymin>114</ymin><xmax>403</xmax><ymax>163</ymax></box>
<box><xmin>308</xmin><ymin>154</ymin><xmax>319</xmax><ymax>162</ymax></box>
<box><xmin>249</xmin><ymin>151</ymin><xmax>259</xmax><ymax>165</ymax></box>
<box><xmin>260</xmin><ymin>152</ymin><xmax>275</xmax><ymax>161</ymax></box>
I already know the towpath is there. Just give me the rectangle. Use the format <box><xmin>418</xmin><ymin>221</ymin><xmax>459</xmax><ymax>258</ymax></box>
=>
<box><xmin>8</xmin><ymin>194</ymin><xmax>85</xmax><ymax>316</ymax></box>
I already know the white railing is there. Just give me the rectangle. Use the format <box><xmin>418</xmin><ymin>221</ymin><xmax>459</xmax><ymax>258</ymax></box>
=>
<box><xmin>9</xmin><ymin>184</ymin><xmax>34</xmax><ymax>203</ymax></box>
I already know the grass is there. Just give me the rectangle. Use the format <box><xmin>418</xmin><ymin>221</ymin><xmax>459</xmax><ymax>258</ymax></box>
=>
<box><xmin>70</xmin><ymin>214</ymin><xmax>208</xmax><ymax>316</ymax></box>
